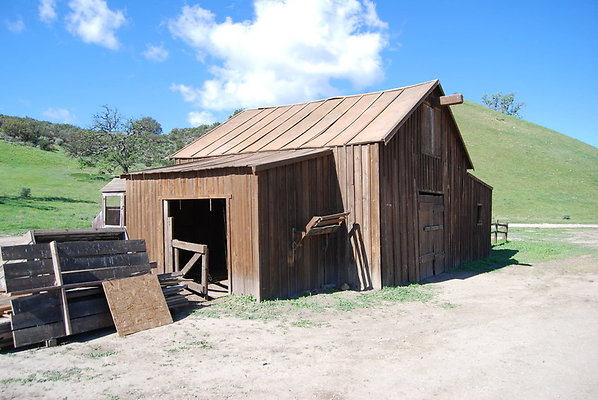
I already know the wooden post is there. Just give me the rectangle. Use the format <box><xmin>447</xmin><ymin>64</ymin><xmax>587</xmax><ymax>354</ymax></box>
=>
<box><xmin>174</xmin><ymin>247</ymin><xmax>180</xmax><ymax>272</ymax></box>
<box><xmin>101</xmin><ymin>194</ymin><xmax>107</xmax><ymax>227</ymax></box>
<box><xmin>494</xmin><ymin>220</ymin><xmax>498</xmax><ymax>243</ymax></box>
<box><xmin>201</xmin><ymin>247</ymin><xmax>209</xmax><ymax>298</ymax></box>
<box><xmin>119</xmin><ymin>193</ymin><xmax>125</xmax><ymax>227</ymax></box>
<box><xmin>49</xmin><ymin>241</ymin><xmax>72</xmax><ymax>336</ymax></box>
<box><xmin>163</xmin><ymin>200</ymin><xmax>173</xmax><ymax>273</ymax></box>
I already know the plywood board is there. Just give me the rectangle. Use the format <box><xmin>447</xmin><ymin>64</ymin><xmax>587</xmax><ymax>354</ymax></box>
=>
<box><xmin>102</xmin><ymin>274</ymin><xmax>172</xmax><ymax>336</ymax></box>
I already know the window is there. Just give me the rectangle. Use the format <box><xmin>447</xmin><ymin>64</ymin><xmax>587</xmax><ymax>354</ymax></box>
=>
<box><xmin>422</xmin><ymin>104</ymin><xmax>441</xmax><ymax>157</ymax></box>
<box><xmin>476</xmin><ymin>203</ymin><xmax>483</xmax><ymax>225</ymax></box>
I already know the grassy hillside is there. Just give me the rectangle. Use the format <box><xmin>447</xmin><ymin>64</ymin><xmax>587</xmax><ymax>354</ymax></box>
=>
<box><xmin>0</xmin><ymin>102</ymin><xmax>596</xmax><ymax>236</ymax></box>
<box><xmin>454</xmin><ymin>101</ymin><xmax>598</xmax><ymax>223</ymax></box>
<box><xmin>0</xmin><ymin>141</ymin><xmax>110</xmax><ymax>235</ymax></box>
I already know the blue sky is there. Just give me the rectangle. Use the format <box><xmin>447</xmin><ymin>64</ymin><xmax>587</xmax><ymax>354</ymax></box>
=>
<box><xmin>1</xmin><ymin>0</ymin><xmax>597</xmax><ymax>147</ymax></box>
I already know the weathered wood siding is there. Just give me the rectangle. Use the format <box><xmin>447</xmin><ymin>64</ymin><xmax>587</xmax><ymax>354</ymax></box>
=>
<box><xmin>332</xmin><ymin>145</ymin><xmax>382</xmax><ymax>289</ymax></box>
<box><xmin>257</xmin><ymin>155</ymin><xmax>347</xmax><ymax>300</ymax></box>
<box><xmin>379</xmin><ymin>98</ymin><xmax>492</xmax><ymax>286</ymax></box>
<box><xmin>125</xmin><ymin>169</ymin><xmax>260</xmax><ymax>298</ymax></box>
<box><xmin>127</xmin><ymin>92</ymin><xmax>491</xmax><ymax>300</ymax></box>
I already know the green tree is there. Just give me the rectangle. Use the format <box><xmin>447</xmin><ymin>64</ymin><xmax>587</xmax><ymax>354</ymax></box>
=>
<box><xmin>1</xmin><ymin>117</ymin><xmax>40</xmax><ymax>143</ymax></box>
<box><xmin>228</xmin><ymin>108</ymin><xmax>245</xmax><ymax>119</ymax></box>
<box><xmin>65</xmin><ymin>106</ymin><xmax>167</xmax><ymax>173</ymax></box>
<box><xmin>130</xmin><ymin>116</ymin><xmax>162</xmax><ymax>135</ymax></box>
<box><xmin>481</xmin><ymin>92</ymin><xmax>525</xmax><ymax>118</ymax></box>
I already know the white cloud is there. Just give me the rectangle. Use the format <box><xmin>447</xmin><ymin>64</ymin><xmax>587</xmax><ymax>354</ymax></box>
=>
<box><xmin>142</xmin><ymin>44</ymin><xmax>169</xmax><ymax>62</ymax></box>
<box><xmin>43</xmin><ymin>107</ymin><xmax>76</xmax><ymax>124</ymax></box>
<box><xmin>168</xmin><ymin>0</ymin><xmax>388</xmax><ymax>113</ymax></box>
<box><xmin>66</xmin><ymin>0</ymin><xmax>126</xmax><ymax>50</ymax></box>
<box><xmin>39</xmin><ymin>0</ymin><xmax>58</xmax><ymax>23</ymax></box>
<box><xmin>188</xmin><ymin>111</ymin><xmax>216</xmax><ymax>126</ymax></box>
<box><xmin>6</xmin><ymin>16</ymin><xmax>25</xmax><ymax>33</ymax></box>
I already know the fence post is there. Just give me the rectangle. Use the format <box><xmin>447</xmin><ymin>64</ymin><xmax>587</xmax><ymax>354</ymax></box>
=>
<box><xmin>494</xmin><ymin>220</ymin><xmax>498</xmax><ymax>243</ymax></box>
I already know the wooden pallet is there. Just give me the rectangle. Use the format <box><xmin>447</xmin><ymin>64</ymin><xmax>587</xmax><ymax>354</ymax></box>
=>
<box><xmin>0</xmin><ymin>239</ymin><xmax>155</xmax><ymax>348</ymax></box>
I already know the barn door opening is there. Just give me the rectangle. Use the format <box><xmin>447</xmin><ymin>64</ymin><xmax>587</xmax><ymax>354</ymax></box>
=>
<box><xmin>418</xmin><ymin>193</ymin><xmax>445</xmax><ymax>280</ymax></box>
<box><xmin>163</xmin><ymin>198</ymin><xmax>230</xmax><ymax>296</ymax></box>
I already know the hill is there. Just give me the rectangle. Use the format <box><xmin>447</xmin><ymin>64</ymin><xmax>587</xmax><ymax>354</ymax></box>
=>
<box><xmin>1</xmin><ymin>102</ymin><xmax>597</xmax><ymax>236</ymax></box>
<box><xmin>0</xmin><ymin>141</ymin><xmax>110</xmax><ymax>235</ymax></box>
<box><xmin>454</xmin><ymin>101</ymin><xmax>598</xmax><ymax>223</ymax></box>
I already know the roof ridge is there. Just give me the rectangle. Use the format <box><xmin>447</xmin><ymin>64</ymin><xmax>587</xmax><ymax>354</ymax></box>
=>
<box><xmin>252</xmin><ymin>79</ymin><xmax>439</xmax><ymax>111</ymax></box>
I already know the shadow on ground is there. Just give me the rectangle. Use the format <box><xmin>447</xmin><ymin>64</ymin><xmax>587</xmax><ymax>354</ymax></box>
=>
<box><xmin>426</xmin><ymin>243</ymin><xmax>531</xmax><ymax>283</ymax></box>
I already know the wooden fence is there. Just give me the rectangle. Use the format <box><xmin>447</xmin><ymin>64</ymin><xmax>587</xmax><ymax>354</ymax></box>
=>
<box><xmin>491</xmin><ymin>220</ymin><xmax>509</xmax><ymax>243</ymax></box>
<box><xmin>171</xmin><ymin>239</ymin><xmax>209</xmax><ymax>298</ymax></box>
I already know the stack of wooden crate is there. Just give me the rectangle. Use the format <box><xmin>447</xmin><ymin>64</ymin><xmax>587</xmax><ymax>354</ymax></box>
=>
<box><xmin>0</xmin><ymin>238</ymin><xmax>191</xmax><ymax>349</ymax></box>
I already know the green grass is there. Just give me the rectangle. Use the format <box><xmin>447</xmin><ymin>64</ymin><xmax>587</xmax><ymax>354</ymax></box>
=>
<box><xmin>194</xmin><ymin>284</ymin><xmax>433</xmax><ymax>321</ymax></box>
<box><xmin>85</xmin><ymin>351</ymin><xmax>118</xmax><ymax>359</ymax></box>
<box><xmin>454</xmin><ymin>101</ymin><xmax>598</xmax><ymax>223</ymax></box>
<box><xmin>0</xmin><ymin>367</ymin><xmax>88</xmax><ymax>385</ymax></box>
<box><xmin>0</xmin><ymin>141</ymin><xmax>110</xmax><ymax>235</ymax></box>
<box><xmin>459</xmin><ymin>228</ymin><xmax>595</xmax><ymax>272</ymax></box>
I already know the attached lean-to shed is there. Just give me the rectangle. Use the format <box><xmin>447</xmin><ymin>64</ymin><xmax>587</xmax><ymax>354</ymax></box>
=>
<box><xmin>124</xmin><ymin>79</ymin><xmax>492</xmax><ymax>300</ymax></box>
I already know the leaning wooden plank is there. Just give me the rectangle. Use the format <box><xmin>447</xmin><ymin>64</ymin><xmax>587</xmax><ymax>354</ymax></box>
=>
<box><xmin>50</xmin><ymin>241</ymin><xmax>72</xmax><ymax>336</ymax></box>
<box><xmin>65</xmin><ymin>287</ymin><xmax>104</xmax><ymax>300</ymax></box>
<box><xmin>7</xmin><ymin>281</ymin><xmax>109</xmax><ymax>297</ymax></box>
<box><xmin>61</xmin><ymin>265</ymin><xmax>152</xmax><ymax>285</ymax></box>
<box><xmin>102</xmin><ymin>274</ymin><xmax>172</xmax><ymax>336</ymax></box>
<box><xmin>29</xmin><ymin>228</ymin><xmax>126</xmax><ymax>243</ymax></box>
<box><xmin>0</xmin><ymin>243</ymin><xmax>51</xmax><ymax>261</ymax></box>
<box><xmin>59</xmin><ymin>252</ymin><xmax>149</xmax><ymax>271</ymax></box>
<box><xmin>12</xmin><ymin>312</ymin><xmax>114</xmax><ymax>348</ymax></box>
<box><xmin>11</xmin><ymin>291</ymin><xmax>61</xmax><ymax>315</ymax></box>
<box><xmin>11</xmin><ymin>295</ymin><xmax>109</xmax><ymax>330</ymax></box>
<box><xmin>5</xmin><ymin>274</ymin><xmax>56</xmax><ymax>294</ymax></box>
<box><xmin>2</xmin><ymin>258</ymin><xmax>54</xmax><ymax>280</ymax></box>
<box><xmin>56</xmin><ymin>240</ymin><xmax>146</xmax><ymax>258</ymax></box>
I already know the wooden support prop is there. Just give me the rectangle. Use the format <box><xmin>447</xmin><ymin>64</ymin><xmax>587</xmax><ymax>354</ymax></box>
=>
<box><xmin>180</xmin><ymin>252</ymin><xmax>201</xmax><ymax>276</ymax></box>
<box><xmin>438</xmin><ymin>94</ymin><xmax>463</xmax><ymax>106</ymax></box>
<box><xmin>49</xmin><ymin>241</ymin><xmax>72</xmax><ymax>336</ymax></box>
<box><xmin>201</xmin><ymin>247</ymin><xmax>209</xmax><ymax>298</ymax></box>
<box><xmin>173</xmin><ymin>247</ymin><xmax>180</xmax><ymax>272</ymax></box>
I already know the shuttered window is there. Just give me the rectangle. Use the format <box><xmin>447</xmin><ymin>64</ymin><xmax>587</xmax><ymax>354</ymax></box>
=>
<box><xmin>421</xmin><ymin>103</ymin><xmax>441</xmax><ymax>156</ymax></box>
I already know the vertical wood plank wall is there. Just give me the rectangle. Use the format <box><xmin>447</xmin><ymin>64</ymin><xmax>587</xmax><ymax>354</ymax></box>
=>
<box><xmin>125</xmin><ymin>169</ymin><xmax>261</xmax><ymax>298</ymax></box>
<box><xmin>332</xmin><ymin>145</ymin><xmax>382</xmax><ymax>290</ymax></box>
<box><xmin>379</xmin><ymin>100</ymin><xmax>492</xmax><ymax>286</ymax></box>
<box><xmin>127</xmin><ymin>94</ymin><xmax>491</xmax><ymax>300</ymax></box>
<box><xmin>257</xmin><ymin>155</ymin><xmax>347</xmax><ymax>300</ymax></box>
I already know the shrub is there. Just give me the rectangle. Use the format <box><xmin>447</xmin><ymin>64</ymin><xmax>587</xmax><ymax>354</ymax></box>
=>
<box><xmin>19</xmin><ymin>187</ymin><xmax>31</xmax><ymax>198</ymax></box>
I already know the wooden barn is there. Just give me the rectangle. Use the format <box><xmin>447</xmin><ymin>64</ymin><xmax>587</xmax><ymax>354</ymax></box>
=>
<box><xmin>123</xmin><ymin>80</ymin><xmax>492</xmax><ymax>301</ymax></box>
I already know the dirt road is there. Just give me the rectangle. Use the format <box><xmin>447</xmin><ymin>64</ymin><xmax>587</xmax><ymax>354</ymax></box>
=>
<box><xmin>1</xmin><ymin>252</ymin><xmax>597</xmax><ymax>399</ymax></box>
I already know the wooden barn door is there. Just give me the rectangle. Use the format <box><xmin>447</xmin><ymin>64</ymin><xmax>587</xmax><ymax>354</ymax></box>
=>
<box><xmin>418</xmin><ymin>194</ymin><xmax>445</xmax><ymax>279</ymax></box>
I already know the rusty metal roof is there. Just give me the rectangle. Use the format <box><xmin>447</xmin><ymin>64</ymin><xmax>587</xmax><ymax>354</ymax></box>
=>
<box><xmin>171</xmin><ymin>80</ymin><xmax>439</xmax><ymax>159</ymax></box>
<box><xmin>124</xmin><ymin>148</ymin><xmax>331</xmax><ymax>176</ymax></box>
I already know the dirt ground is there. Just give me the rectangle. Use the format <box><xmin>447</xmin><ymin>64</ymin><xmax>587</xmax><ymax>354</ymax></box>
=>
<box><xmin>1</xmin><ymin>230</ymin><xmax>598</xmax><ymax>399</ymax></box>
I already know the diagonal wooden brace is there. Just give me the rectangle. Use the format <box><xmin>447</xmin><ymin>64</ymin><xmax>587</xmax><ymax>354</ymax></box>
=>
<box><xmin>49</xmin><ymin>241</ymin><xmax>72</xmax><ymax>336</ymax></box>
